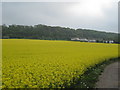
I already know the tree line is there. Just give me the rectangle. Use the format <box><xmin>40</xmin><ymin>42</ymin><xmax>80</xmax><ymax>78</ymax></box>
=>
<box><xmin>1</xmin><ymin>24</ymin><xmax>120</xmax><ymax>43</ymax></box>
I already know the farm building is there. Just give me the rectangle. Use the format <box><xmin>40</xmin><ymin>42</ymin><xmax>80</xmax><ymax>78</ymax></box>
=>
<box><xmin>88</xmin><ymin>40</ymin><xmax>96</xmax><ymax>42</ymax></box>
<box><xmin>71</xmin><ymin>38</ymin><xmax>96</xmax><ymax>42</ymax></box>
<box><xmin>103</xmin><ymin>40</ymin><xmax>114</xmax><ymax>43</ymax></box>
<box><xmin>71</xmin><ymin>38</ymin><xmax>114</xmax><ymax>43</ymax></box>
<box><xmin>71</xmin><ymin>38</ymin><xmax>80</xmax><ymax>41</ymax></box>
<box><xmin>108</xmin><ymin>40</ymin><xmax>114</xmax><ymax>43</ymax></box>
<box><xmin>79</xmin><ymin>38</ymin><xmax>89</xmax><ymax>42</ymax></box>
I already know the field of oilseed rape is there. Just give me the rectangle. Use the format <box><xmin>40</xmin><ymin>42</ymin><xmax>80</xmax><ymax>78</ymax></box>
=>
<box><xmin>2</xmin><ymin>39</ymin><xmax>118</xmax><ymax>88</ymax></box>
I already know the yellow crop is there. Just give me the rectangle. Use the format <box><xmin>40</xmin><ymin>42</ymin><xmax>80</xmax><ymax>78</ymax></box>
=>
<box><xmin>2</xmin><ymin>39</ymin><xmax>118</xmax><ymax>88</ymax></box>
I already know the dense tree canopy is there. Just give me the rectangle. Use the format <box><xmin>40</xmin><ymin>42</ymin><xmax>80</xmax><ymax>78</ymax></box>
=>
<box><xmin>1</xmin><ymin>24</ymin><xmax>120</xmax><ymax>43</ymax></box>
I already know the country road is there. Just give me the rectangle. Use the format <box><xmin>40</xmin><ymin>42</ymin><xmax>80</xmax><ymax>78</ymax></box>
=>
<box><xmin>96</xmin><ymin>61</ymin><xmax>119</xmax><ymax>88</ymax></box>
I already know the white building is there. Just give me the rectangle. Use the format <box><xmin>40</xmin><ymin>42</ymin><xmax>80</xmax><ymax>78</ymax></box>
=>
<box><xmin>103</xmin><ymin>40</ymin><xmax>114</xmax><ymax>43</ymax></box>
<box><xmin>71</xmin><ymin>38</ymin><xmax>97</xmax><ymax>43</ymax></box>
<box><xmin>109</xmin><ymin>40</ymin><xmax>114</xmax><ymax>43</ymax></box>
<box><xmin>79</xmin><ymin>38</ymin><xmax>88</xmax><ymax>42</ymax></box>
<box><xmin>71</xmin><ymin>38</ymin><xmax>80</xmax><ymax>41</ymax></box>
<box><xmin>88</xmin><ymin>40</ymin><xmax>96</xmax><ymax>42</ymax></box>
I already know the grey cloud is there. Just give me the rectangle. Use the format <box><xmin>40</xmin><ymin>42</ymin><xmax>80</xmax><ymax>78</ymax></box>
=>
<box><xmin>2</xmin><ymin>2</ymin><xmax>118</xmax><ymax>33</ymax></box>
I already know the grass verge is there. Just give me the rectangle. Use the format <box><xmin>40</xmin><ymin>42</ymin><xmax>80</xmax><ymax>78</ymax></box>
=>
<box><xmin>68</xmin><ymin>57</ymin><xmax>120</xmax><ymax>88</ymax></box>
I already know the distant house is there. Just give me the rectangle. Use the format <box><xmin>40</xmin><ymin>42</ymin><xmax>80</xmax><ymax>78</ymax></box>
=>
<box><xmin>71</xmin><ymin>38</ymin><xmax>80</xmax><ymax>41</ymax></box>
<box><xmin>103</xmin><ymin>40</ymin><xmax>114</xmax><ymax>43</ymax></box>
<box><xmin>109</xmin><ymin>40</ymin><xmax>114</xmax><ymax>43</ymax></box>
<box><xmin>105</xmin><ymin>41</ymin><xmax>108</xmax><ymax>43</ymax></box>
<box><xmin>79</xmin><ymin>38</ymin><xmax>88</xmax><ymax>42</ymax></box>
<box><xmin>88</xmin><ymin>40</ymin><xmax>96</xmax><ymax>42</ymax></box>
<box><xmin>71</xmin><ymin>38</ymin><xmax>97</xmax><ymax>43</ymax></box>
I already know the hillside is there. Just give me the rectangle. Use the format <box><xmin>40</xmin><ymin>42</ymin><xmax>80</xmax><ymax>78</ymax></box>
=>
<box><xmin>1</xmin><ymin>24</ymin><xmax>120</xmax><ymax>43</ymax></box>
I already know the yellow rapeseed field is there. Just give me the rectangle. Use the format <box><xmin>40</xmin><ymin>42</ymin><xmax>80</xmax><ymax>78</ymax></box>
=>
<box><xmin>2</xmin><ymin>39</ymin><xmax>118</xmax><ymax>88</ymax></box>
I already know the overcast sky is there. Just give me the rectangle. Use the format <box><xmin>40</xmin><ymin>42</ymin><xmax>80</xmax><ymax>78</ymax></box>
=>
<box><xmin>1</xmin><ymin>0</ymin><xmax>119</xmax><ymax>33</ymax></box>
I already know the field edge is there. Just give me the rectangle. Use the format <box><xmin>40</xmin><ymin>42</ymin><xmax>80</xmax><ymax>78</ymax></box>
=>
<box><xmin>68</xmin><ymin>57</ymin><xmax>120</xmax><ymax>88</ymax></box>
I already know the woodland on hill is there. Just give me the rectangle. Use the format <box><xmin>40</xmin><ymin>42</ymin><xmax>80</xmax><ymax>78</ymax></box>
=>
<box><xmin>1</xmin><ymin>24</ymin><xmax>120</xmax><ymax>43</ymax></box>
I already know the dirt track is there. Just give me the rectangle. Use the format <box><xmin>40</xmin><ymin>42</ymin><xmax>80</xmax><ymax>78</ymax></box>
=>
<box><xmin>96</xmin><ymin>62</ymin><xmax>119</xmax><ymax>88</ymax></box>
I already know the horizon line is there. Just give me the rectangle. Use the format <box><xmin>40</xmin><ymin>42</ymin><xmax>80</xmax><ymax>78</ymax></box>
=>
<box><xmin>1</xmin><ymin>23</ymin><xmax>119</xmax><ymax>34</ymax></box>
